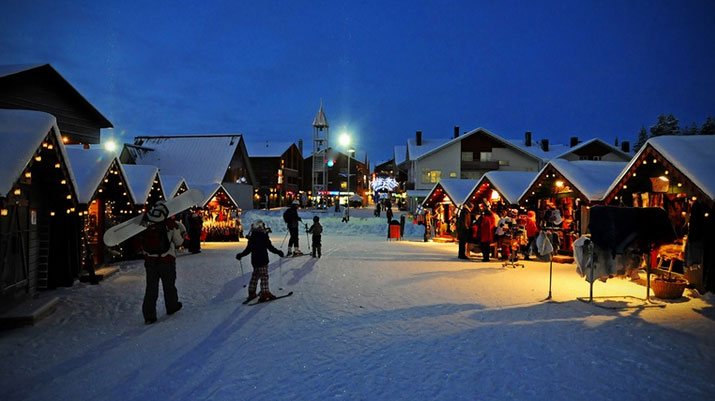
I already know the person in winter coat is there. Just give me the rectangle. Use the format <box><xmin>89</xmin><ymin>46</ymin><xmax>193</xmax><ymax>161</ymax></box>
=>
<box><xmin>187</xmin><ymin>208</ymin><xmax>203</xmax><ymax>254</ymax></box>
<box><xmin>283</xmin><ymin>200</ymin><xmax>303</xmax><ymax>255</ymax></box>
<box><xmin>479</xmin><ymin>208</ymin><xmax>496</xmax><ymax>262</ymax></box>
<box><xmin>236</xmin><ymin>220</ymin><xmax>285</xmax><ymax>302</ymax></box>
<box><xmin>307</xmin><ymin>215</ymin><xmax>323</xmax><ymax>258</ymax></box>
<box><xmin>342</xmin><ymin>204</ymin><xmax>350</xmax><ymax>223</ymax></box>
<box><xmin>385</xmin><ymin>203</ymin><xmax>394</xmax><ymax>224</ymax></box>
<box><xmin>523</xmin><ymin>210</ymin><xmax>539</xmax><ymax>260</ymax></box>
<box><xmin>457</xmin><ymin>204</ymin><xmax>473</xmax><ymax>259</ymax></box>
<box><xmin>141</xmin><ymin>201</ymin><xmax>185</xmax><ymax>324</ymax></box>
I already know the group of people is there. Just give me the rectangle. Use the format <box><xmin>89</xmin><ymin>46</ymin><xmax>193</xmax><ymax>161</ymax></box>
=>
<box><xmin>456</xmin><ymin>204</ymin><xmax>539</xmax><ymax>262</ymax></box>
<box><xmin>140</xmin><ymin>199</ymin><xmax>326</xmax><ymax>323</ymax></box>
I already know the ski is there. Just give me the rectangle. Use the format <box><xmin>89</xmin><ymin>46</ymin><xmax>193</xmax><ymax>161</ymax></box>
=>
<box><xmin>246</xmin><ymin>292</ymin><xmax>293</xmax><ymax>305</ymax></box>
<box><xmin>242</xmin><ymin>294</ymin><xmax>259</xmax><ymax>305</ymax></box>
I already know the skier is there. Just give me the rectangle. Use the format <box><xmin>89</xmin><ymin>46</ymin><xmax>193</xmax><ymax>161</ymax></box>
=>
<box><xmin>141</xmin><ymin>201</ymin><xmax>185</xmax><ymax>324</ymax></box>
<box><xmin>235</xmin><ymin>220</ymin><xmax>285</xmax><ymax>302</ymax></box>
<box><xmin>307</xmin><ymin>215</ymin><xmax>323</xmax><ymax>258</ymax></box>
<box><xmin>283</xmin><ymin>200</ymin><xmax>303</xmax><ymax>255</ymax></box>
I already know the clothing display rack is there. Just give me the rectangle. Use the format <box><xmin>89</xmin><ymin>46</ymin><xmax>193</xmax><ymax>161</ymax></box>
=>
<box><xmin>577</xmin><ymin>248</ymin><xmax>664</xmax><ymax>309</ymax></box>
<box><xmin>502</xmin><ymin>225</ymin><xmax>525</xmax><ymax>269</ymax></box>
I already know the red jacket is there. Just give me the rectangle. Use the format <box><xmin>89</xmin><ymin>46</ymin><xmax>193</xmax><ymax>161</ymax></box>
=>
<box><xmin>479</xmin><ymin>214</ymin><xmax>495</xmax><ymax>243</ymax></box>
<box><xmin>525</xmin><ymin>219</ymin><xmax>538</xmax><ymax>238</ymax></box>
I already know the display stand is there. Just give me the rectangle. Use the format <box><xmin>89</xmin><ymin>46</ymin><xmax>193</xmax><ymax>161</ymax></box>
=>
<box><xmin>502</xmin><ymin>226</ymin><xmax>524</xmax><ymax>269</ymax></box>
<box><xmin>577</xmin><ymin>248</ymin><xmax>665</xmax><ymax>309</ymax></box>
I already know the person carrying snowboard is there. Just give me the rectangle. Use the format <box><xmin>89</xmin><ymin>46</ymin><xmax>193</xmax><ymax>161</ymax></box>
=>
<box><xmin>307</xmin><ymin>215</ymin><xmax>323</xmax><ymax>258</ymax></box>
<box><xmin>283</xmin><ymin>200</ymin><xmax>303</xmax><ymax>255</ymax></box>
<box><xmin>141</xmin><ymin>201</ymin><xmax>185</xmax><ymax>324</ymax></box>
<box><xmin>236</xmin><ymin>220</ymin><xmax>285</xmax><ymax>302</ymax></box>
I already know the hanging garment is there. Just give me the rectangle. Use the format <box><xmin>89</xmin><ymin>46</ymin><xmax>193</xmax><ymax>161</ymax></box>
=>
<box><xmin>588</xmin><ymin>206</ymin><xmax>676</xmax><ymax>257</ymax></box>
<box><xmin>533</xmin><ymin>231</ymin><xmax>554</xmax><ymax>261</ymax></box>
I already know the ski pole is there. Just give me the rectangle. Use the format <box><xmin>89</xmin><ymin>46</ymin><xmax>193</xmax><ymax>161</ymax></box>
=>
<box><xmin>304</xmin><ymin>224</ymin><xmax>311</xmax><ymax>252</ymax></box>
<box><xmin>280</xmin><ymin>230</ymin><xmax>289</xmax><ymax>250</ymax></box>
<box><xmin>278</xmin><ymin>254</ymin><xmax>283</xmax><ymax>290</ymax></box>
<box><xmin>239</xmin><ymin>258</ymin><xmax>246</xmax><ymax>287</ymax></box>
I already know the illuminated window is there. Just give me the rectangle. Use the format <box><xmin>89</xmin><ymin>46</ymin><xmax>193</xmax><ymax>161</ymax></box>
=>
<box><xmin>421</xmin><ymin>169</ymin><xmax>441</xmax><ymax>183</ymax></box>
<box><xmin>480</xmin><ymin>152</ymin><xmax>492</xmax><ymax>162</ymax></box>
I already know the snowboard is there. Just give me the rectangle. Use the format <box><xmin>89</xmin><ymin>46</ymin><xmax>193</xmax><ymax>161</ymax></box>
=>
<box><xmin>246</xmin><ymin>292</ymin><xmax>293</xmax><ymax>305</ymax></box>
<box><xmin>103</xmin><ymin>188</ymin><xmax>205</xmax><ymax>247</ymax></box>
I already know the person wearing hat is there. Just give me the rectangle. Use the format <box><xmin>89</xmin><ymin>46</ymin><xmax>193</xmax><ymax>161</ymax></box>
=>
<box><xmin>282</xmin><ymin>200</ymin><xmax>303</xmax><ymax>255</ymax></box>
<box><xmin>236</xmin><ymin>220</ymin><xmax>285</xmax><ymax>302</ymax></box>
<box><xmin>141</xmin><ymin>201</ymin><xmax>185</xmax><ymax>324</ymax></box>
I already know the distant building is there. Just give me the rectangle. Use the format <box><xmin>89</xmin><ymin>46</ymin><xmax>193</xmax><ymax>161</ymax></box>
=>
<box><xmin>120</xmin><ymin>134</ymin><xmax>256</xmax><ymax>210</ymax></box>
<box><xmin>245</xmin><ymin>141</ymin><xmax>304</xmax><ymax>208</ymax></box>
<box><xmin>302</xmin><ymin>147</ymin><xmax>369</xmax><ymax>205</ymax></box>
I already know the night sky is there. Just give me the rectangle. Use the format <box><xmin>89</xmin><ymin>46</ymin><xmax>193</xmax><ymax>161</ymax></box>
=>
<box><xmin>1</xmin><ymin>0</ymin><xmax>714</xmax><ymax>164</ymax></box>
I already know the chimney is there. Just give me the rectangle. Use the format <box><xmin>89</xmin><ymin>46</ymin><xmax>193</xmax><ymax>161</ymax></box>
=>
<box><xmin>621</xmin><ymin>141</ymin><xmax>630</xmax><ymax>153</ymax></box>
<box><xmin>416</xmin><ymin>130</ymin><xmax>422</xmax><ymax>146</ymax></box>
<box><xmin>570</xmin><ymin>136</ymin><xmax>579</xmax><ymax>147</ymax></box>
<box><xmin>525</xmin><ymin>131</ymin><xmax>532</xmax><ymax>147</ymax></box>
<box><xmin>453</xmin><ymin>126</ymin><xmax>460</xmax><ymax>139</ymax></box>
<box><xmin>541</xmin><ymin>139</ymin><xmax>549</xmax><ymax>152</ymax></box>
<box><xmin>298</xmin><ymin>139</ymin><xmax>303</xmax><ymax>155</ymax></box>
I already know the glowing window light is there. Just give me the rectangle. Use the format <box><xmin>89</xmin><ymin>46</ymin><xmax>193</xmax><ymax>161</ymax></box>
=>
<box><xmin>555</xmin><ymin>181</ymin><xmax>564</xmax><ymax>188</ymax></box>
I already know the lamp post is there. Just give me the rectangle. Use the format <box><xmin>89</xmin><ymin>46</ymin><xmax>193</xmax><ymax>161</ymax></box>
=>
<box><xmin>339</xmin><ymin>133</ymin><xmax>354</xmax><ymax>213</ymax></box>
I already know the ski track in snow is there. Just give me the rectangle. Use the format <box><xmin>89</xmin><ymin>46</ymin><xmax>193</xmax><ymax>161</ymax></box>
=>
<box><xmin>1</xmin><ymin>208</ymin><xmax>715</xmax><ymax>401</ymax></box>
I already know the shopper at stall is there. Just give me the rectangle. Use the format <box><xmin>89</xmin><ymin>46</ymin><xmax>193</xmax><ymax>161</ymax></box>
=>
<box><xmin>188</xmin><ymin>207</ymin><xmax>203</xmax><ymax>254</ymax></box>
<box><xmin>479</xmin><ymin>207</ymin><xmax>496</xmax><ymax>262</ymax></box>
<box><xmin>457</xmin><ymin>204</ymin><xmax>473</xmax><ymax>260</ymax></box>
<box><xmin>283</xmin><ymin>200</ymin><xmax>303</xmax><ymax>255</ymax></box>
<box><xmin>523</xmin><ymin>210</ymin><xmax>539</xmax><ymax>260</ymax></box>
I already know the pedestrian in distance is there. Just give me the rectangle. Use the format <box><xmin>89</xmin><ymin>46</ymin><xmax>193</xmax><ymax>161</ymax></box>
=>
<box><xmin>236</xmin><ymin>220</ymin><xmax>285</xmax><ymax>303</ymax></box>
<box><xmin>342</xmin><ymin>203</ymin><xmax>350</xmax><ymax>223</ymax></box>
<box><xmin>386</xmin><ymin>202</ymin><xmax>393</xmax><ymax>224</ymax></box>
<box><xmin>141</xmin><ymin>201</ymin><xmax>185</xmax><ymax>324</ymax></box>
<box><xmin>283</xmin><ymin>200</ymin><xmax>303</xmax><ymax>256</ymax></box>
<box><xmin>457</xmin><ymin>203</ymin><xmax>473</xmax><ymax>260</ymax></box>
<box><xmin>307</xmin><ymin>215</ymin><xmax>323</xmax><ymax>258</ymax></box>
<box><xmin>188</xmin><ymin>207</ymin><xmax>203</xmax><ymax>254</ymax></box>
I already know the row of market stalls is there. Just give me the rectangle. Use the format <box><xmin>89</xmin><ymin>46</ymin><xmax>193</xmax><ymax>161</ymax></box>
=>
<box><xmin>419</xmin><ymin>136</ymin><xmax>715</xmax><ymax>292</ymax></box>
<box><xmin>0</xmin><ymin>110</ymin><xmax>254</xmax><ymax>308</ymax></box>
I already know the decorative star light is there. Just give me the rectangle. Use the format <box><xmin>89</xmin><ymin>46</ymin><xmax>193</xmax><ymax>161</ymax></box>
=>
<box><xmin>370</xmin><ymin>176</ymin><xmax>398</xmax><ymax>192</ymax></box>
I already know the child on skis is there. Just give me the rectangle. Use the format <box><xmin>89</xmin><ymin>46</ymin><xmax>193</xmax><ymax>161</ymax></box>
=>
<box><xmin>307</xmin><ymin>216</ymin><xmax>323</xmax><ymax>258</ymax></box>
<box><xmin>235</xmin><ymin>220</ymin><xmax>284</xmax><ymax>302</ymax></box>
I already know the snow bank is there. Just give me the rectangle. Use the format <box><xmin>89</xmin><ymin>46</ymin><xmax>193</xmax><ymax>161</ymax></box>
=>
<box><xmin>241</xmin><ymin>208</ymin><xmax>425</xmax><ymax>239</ymax></box>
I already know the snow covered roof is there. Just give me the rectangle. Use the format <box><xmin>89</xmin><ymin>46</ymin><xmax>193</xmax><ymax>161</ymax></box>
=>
<box><xmin>160</xmin><ymin>175</ymin><xmax>187</xmax><ymax>198</ymax></box>
<box><xmin>604</xmin><ymin>135</ymin><xmax>715</xmax><ymax>204</ymax></box>
<box><xmin>65</xmin><ymin>148</ymin><xmax>135</xmax><ymax>204</ymax></box>
<box><xmin>0</xmin><ymin>63</ymin><xmax>112</xmax><ymax>128</ymax></box>
<box><xmin>422</xmin><ymin>178</ymin><xmax>479</xmax><ymax>208</ymax></box>
<box><xmin>0</xmin><ymin>109</ymin><xmax>79</xmax><ymax>199</ymax></box>
<box><xmin>131</xmin><ymin>135</ymin><xmax>242</xmax><ymax>185</ymax></box>
<box><xmin>507</xmin><ymin>139</ymin><xmax>570</xmax><ymax>162</ymax></box>
<box><xmin>195</xmin><ymin>182</ymin><xmax>242</xmax><ymax>208</ymax></box>
<box><xmin>407</xmin><ymin>137</ymin><xmax>451</xmax><ymax>160</ymax></box>
<box><xmin>122</xmin><ymin>164</ymin><xmax>160</xmax><ymax>205</ymax></box>
<box><xmin>554</xmin><ymin>138</ymin><xmax>631</xmax><ymax>160</ymax></box>
<box><xmin>245</xmin><ymin>141</ymin><xmax>295</xmax><ymax>158</ymax></box>
<box><xmin>473</xmin><ymin>171</ymin><xmax>538</xmax><ymax>205</ymax></box>
<box><xmin>522</xmin><ymin>159</ymin><xmax>627</xmax><ymax>203</ymax></box>
<box><xmin>394</xmin><ymin>145</ymin><xmax>407</xmax><ymax>166</ymax></box>
<box><xmin>312</xmin><ymin>103</ymin><xmax>329</xmax><ymax>128</ymax></box>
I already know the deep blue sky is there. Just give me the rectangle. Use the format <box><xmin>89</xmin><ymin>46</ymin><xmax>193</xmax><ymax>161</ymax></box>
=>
<box><xmin>1</xmin><ymin>0</ymin><xmax>714</xmax><ymax>164</ymax></box>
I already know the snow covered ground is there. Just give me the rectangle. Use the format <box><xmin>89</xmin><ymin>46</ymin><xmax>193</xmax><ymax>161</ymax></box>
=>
<box><xmin>1</xmin><ymin>208</ymin><xmax>714</xmax><ymax>401</ymax></box>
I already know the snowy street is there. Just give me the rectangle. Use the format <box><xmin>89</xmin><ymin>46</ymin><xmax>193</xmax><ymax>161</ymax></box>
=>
<box><xmin>1</xmin><ymin>210</ymin><xmax>714</xmax><ymax>401</ymax></box>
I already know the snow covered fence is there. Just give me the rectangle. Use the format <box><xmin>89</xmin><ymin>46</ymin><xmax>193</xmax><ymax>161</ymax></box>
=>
<box><xmin>240</xmin><ymin>209</ymin><xmax>425</xmax><ymax>239</ymax></box>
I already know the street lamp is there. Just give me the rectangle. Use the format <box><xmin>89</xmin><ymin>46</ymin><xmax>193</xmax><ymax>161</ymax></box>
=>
<box><xmin>338</xmin><ymin>132</ymin><xmax>354</xmax><ymax>212</ymax></box>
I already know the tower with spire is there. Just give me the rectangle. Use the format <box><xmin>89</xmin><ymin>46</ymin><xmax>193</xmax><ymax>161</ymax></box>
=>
<box><xmin>312</xmin><ymin>99</ymin><xmax>329</xmax><ymax>196</ymax></box>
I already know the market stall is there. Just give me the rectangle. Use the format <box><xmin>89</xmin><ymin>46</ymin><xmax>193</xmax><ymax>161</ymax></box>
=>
<box><xmin>160</xmin><ymin>174</ymin><xmax>188</xmax><ymax>198</ymax></box>
<box><xmin>465</xmin><ymin>171</ymin><xmax>537</xmax><ymax>212</ymax></box>
<box><xmin>199</xmin><ymin>183</ymin><xmax>243</xmax><ymax>242</ymax></box>
<box><xmin>603</xmin><ymin>135</ymin><xmax>715</xmax><ymax>294</ymax></box>
<box><xmin>518</xmin><ymin>159</ymin><xmax>627</xmax><ymax>257</ymax></box>
<box><xmin>66</xmin><ymin>148</ymin><xmax>136</xmax><ymax>266</ymax></box>
<box><xmin>421</xmin><ymin>179</ymin><xmax>478</xmax><ymax>241</ymax></box>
